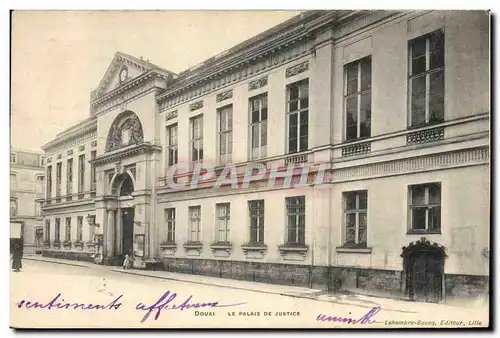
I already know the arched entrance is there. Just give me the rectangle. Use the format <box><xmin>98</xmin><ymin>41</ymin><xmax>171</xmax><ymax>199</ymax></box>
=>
<box><xmin>111</xmin><ymin>172</ymin><xmax>135</xmax><ymax>258</ymax></box>
<box><xmin>401</xmin><ymin>237</ymin><xmax>446</xmax><ymax>303</ymax></box>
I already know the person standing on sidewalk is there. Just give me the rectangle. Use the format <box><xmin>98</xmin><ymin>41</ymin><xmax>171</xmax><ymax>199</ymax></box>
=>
<box><xmin>122</xmin><ymin>254</ymin><xmax>130</xmax><ymax>269</ymax></box>
<box><xmin>12</xmin><ymin>238</ymin><xmax>23</xmax><ymax>272</ymax></box>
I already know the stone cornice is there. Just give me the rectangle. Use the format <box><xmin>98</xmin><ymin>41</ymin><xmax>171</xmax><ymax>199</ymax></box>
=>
<box><xmin>331</xmin><ymin>113</ymin><xmax>489</xmax><ymax>150</ymax></box>
<box><xmin>156</xmin><ymin>11</ymin><xmax>361</xmax><ymax>105</ymax></box>
<box><xmin>93</xmin><ymin>85</ymin><xmax>160</xmax><ymax>118</ymax></box>
<box><xmin>91</xmin><ymin>70</ymin><xmax>168</xmax><ymax>109</ymax></box>
<box><xmin>333</xmin><ymin>10</ymin><xmax>408</xmax><ymax>43</ymax></box>
<box><xmin>90</xmin><ymin>142</ymin><xmax>162</xmax><ymax>166</ymax></box>
<box><xmin>332</xmin><ymin>146</ymin><xmax>489</xmax><ymax>183</ymax></box>
<box><xmin>10</xmin><ymin>163</ymin><xmax>44</xmax><ymax>171</ymax></box>
<box><xmin>155</xmin><ymin>146</ymin><xmax>488</xmax><ymax>202</ymax></box>
<box><xmin>42</xmin><ymin>123</ymin><xmax>97</xmax><ymax>153</ymax></box>
<box><xmin>41</xmin><ymin>202</ymin><xmax>96</xmax><ymax>214</ymax></box>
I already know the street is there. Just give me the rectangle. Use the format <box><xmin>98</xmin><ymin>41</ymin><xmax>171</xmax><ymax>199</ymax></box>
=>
<box><xmin>10</xmin><ymin>260</ymin><xmax>489</xmax><ymax>329</ymax></box>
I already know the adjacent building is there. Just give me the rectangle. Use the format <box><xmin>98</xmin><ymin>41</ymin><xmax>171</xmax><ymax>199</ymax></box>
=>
<box><xmin>10</xmin><ymin>148</ymin><xmax>45</xmax><ymax>255</ymax></box>
<box><xmin>40</xmin><ymin>10</ymin><xmax>490</xmax><ymax>303</ymax></box>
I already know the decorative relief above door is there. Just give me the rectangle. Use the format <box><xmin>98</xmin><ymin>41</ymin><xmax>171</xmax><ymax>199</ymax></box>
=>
<box><xmin>105</xmin><ymin>110</ymin><xmax>144</xmax><ymax>152</ymax></box>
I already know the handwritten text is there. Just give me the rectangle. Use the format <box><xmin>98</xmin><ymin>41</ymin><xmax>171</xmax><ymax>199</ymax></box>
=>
<box><xmin>316</xmin><ymin>306</ymin><xmax>381</xmax><ymax>325</ymax></box>
<box><xmin>136</xmin><ymin>291</ymin><xmax>246</xmax><ymax>323</ymax></box>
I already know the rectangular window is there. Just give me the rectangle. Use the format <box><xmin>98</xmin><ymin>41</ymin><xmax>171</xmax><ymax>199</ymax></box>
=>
<box><xmin>217</xmin><ymin>106</ymin><xmax>233</xmax><ymax>165</ymax></box>
<box><xmin>285</xmin><ymin>196</ymin><xmax>305</xmax><ymax>245</ymax></box>
<box><xmin>67</xmin><ymin>158</ymin><xmax>73</xmax><ymax>195</ymax></box>
<box><xmin>47</xmin><ymin>165</ymin><xmax>52</xmax><ymax>197</ymax></box>
<box><xmin>65</xmin><ymin>217</ymin><xmax>71</xmax><ymax>242</ymax></box>
<box><xmin>190</xmin><ymin>116</ymin><xmax>203</xmax><ymax>165</ymax></box>
<box><xmin>78</xmin><ymin>154</ymin><xmax>85</xmax><ymax>193</ymax></box>
<box><xmin>10</xmin><ymin>153</ymin><xmax>16</xmax><ymax>163</ymax></box>
<box><xmin>408</xmin><ymin>29</ymin><xmax>445</xmax><ymax>127</ymax></box>
<box><xmin>287</xmin><ymin>80</ymin><xmax>309</xmax><ymax>154</ymax></box>
<box><xmin>166</xmin><ymin>208</ymin><xmax>176</xmax><ymax>243</ymax></box>
<box><xmin>56</xmin><ymin>162</ymin><xmax>62</xmax><ymax>197</ymax></box>
<box><xmin>77</xmin><ymin>216</ymin><xmax>83</xmax><ymax>242</ymax></box>
<box><xmin>44</xmin><ymin>220</ymin><xmax>50</xmax><ymax>242</ymax></box>
<box><xmin>91</xmin><ymin>151</ymin><xmax>97</xmax><ymax>191</ymax></box>
<box><xmin>188</xmin><ymin>206</ymin><xmax>201</xmax><ymax>242</ymax></box>
<box><xmin>249</xmin><ymin>200</ymin><xmax>265</xmax><ymax>244</ymax></box>
<box><xmin>88</xmin><ymin>215</ymin><xmax>95</xmax><ymax>241</ymax></box>
<box><xmin>409</xmin><ymin>183</ymin><xmax>441</xmax><ymax>232</ymax></box>
<box><xmin>344</xmin><ymin>56</ymin><xmax>372</xmax><ymax>141</ymax></box>
<box><xmin>249</xmin><ymin>94</ymin><xmax>268</xmax><ymax>159</ymax></box>
<box><xmin>343</xmin><ymin>190</ymin><xmax>368</xmax><ymax>247</ymax></box>
<box><xmin>55</xmin><ymin>218</ymin><xmax>61</xmax><ymax>242</ymax></box>
<box><xmin>10</xmin><ymin>198</ymin><xmax>17</xmax><ymax>217</ymax></box>
<box><xmin>216</xmin><ymin>203</ymin><xmax>230</xmax><ymax>243</ymax></box>
<box><xmin>36</xmin><ymin>175</ymin><xmax>45</xmax><ymax>193</ymax></box>
<box><xmin>10</xmin><ymin>173</ymin><xmax>17</xmax><ymax>189</ymax></box>
<box><xmin>166</xmin><ymin>124</ymin><xmax>178</xmax><ymax>167</ymax></box>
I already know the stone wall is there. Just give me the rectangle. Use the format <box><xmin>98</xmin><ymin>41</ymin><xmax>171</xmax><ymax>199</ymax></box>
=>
<box><xmin>162</xmin><ymin>258</ymin><xmax>329</xmax><ymax>289</ymax></box>
<box><xmin>42</xmin><ymin>250</ymin><xmax>95</xmax><ymax>263</ymax></box>
<box><xmin>321</xmin><ymin>267</ymin><xmax>405</xmax><ymax>298</ymax></box>
<box><xmin>445</xmin><ymin>274</ymin><xmax>489</xmax><ymax>298</ymax></box>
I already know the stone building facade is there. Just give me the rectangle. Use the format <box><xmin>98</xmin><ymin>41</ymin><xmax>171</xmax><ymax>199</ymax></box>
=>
<box><xmin>10</xmin><ymin>148</ymin><xmax>45</xmax><ymax>255</ymax></box>
<box><xmin>40</xmin><ymin>10</ymin><xmax>490</xmax><ymax>302</ymax></box>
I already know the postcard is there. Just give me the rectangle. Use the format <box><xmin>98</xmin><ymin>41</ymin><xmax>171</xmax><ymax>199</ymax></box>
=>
<box><xmin>9</xmin><ymin>9</ymin><xmax>491</xmax><ymax>329</ymax></box>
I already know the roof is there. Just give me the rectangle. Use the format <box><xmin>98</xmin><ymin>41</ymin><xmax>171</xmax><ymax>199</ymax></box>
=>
<box><xmin>115</xmin><ymin>51</ymin><xmax>176</xmax><ymax>76</ymax></box>
<box><xmin>176</xmin><ymin>11</ymin><xmax>320</xmax><ymax>78</ymax></box>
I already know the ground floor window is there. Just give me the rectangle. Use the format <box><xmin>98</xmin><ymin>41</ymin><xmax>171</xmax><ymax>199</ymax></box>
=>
<box><xmin>249</xmin><ymin>200</ymin><xmax>264</xmax><ymax>244</ymax></box>
<box><xmin>285</xmin><ymin>196</ymin><xmax>305</xmax><ymax>245</ymax></box>
<box><xmin>166</xmin><ymin>208</ymin><xmax>176</xmax><ymax>243</ymax></box>
<box><xmin>216</xmin><ymin>203</ymin><xmax>230</xmax><ymax>243</ymax></box>
<box><xmin>188</xmin><ymin>206</ymin><xmax>201</xmax><ymax>242</ymax></box>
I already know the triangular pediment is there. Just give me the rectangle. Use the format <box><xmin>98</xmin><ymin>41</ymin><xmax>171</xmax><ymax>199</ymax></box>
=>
<box><xmin>91</xmin><ymin>52</ymin><xmax>173</xmax><ymax>101</ymax></box>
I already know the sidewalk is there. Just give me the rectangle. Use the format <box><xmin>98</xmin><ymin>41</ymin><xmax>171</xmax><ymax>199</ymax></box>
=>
<box><xmin>25</xmin><ymin>255</ymin><xmax>101</xmax><ymax>269</ymax></box>
<box><xmin>24</xmin><ymin>256</ymin><xmax>487</xmax><ymax>314</ymax></box>
<box><xmin>108</xmin><ymin>268</ymin><xmax>440</xmax><ymax>314</ymax></box>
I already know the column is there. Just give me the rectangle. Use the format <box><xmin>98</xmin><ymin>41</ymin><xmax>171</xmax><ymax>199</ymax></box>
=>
<box><xmin>106</xmin><ymin>209</ymin><xmax>116</xmax><ymax>257</ymax></box>
<box><xmin>116</xmin><ymin>210</ymin><xmax>122</xmax><ymax>255</ymax></box>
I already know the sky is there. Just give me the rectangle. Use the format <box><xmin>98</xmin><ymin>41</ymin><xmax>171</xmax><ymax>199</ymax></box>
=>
<box><xmin>10</xmin><ymin>10</ymin><xmax>302</xmax><ymax>151</ymax></box>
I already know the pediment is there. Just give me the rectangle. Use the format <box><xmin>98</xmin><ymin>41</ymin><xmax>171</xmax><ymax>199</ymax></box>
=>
<box><xmin>91</xmin><ymin>52</ymin><xmax>171</xmax><ymax>101</ymax></box>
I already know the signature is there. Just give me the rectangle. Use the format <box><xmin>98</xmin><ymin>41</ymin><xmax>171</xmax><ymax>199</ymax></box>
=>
<box><xmin>15</xmin><ymin>291</ymin><xmax>246</xmax><ymax>324</ymax></box>
<box><xmin>316</xmin><ymin>306</ymin><xmax>381</xmax><ymax>325</ymax></box>
<box><xmin>136</xmin><ymin>291</ymin><xmax>247</xmax><ymax>323</ymax></box>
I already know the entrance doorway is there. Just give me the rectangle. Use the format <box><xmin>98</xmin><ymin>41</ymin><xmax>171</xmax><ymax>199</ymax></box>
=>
<box><xmin>122</xmin><ymin>208</ymin><xmax>134</xmax><ymax>257</ymax></box>
<box><xmin>402</xmin><ymin>237</ymin><xmax>445</xmax><ymax>303</ymax></box>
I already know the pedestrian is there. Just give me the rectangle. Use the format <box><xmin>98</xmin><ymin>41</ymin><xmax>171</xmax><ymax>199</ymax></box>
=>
<box><xmin>12</xmin><ymin>238</ymin><xmax>23</xmax><ymax>272</ymax></box>
<box><xmin>122</xmin><ymin>254</ymin><xmax>130</xmax><ymax>269</ymax></box>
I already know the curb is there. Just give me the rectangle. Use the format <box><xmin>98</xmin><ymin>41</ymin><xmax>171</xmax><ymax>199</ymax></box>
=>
<box><xmin>110</xmin><ymin>268</ymin><xmax>297</xmax><ymax>298</ymax></box>
<box><xmin>24</xmin><ymin>257</ymin><xmax>92</xmax><ymax>269</ymax></box>
<box><xmin>109</xmin><ymin>270</ymin><xmax>403</xmax><ymax>311</ymax></box>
